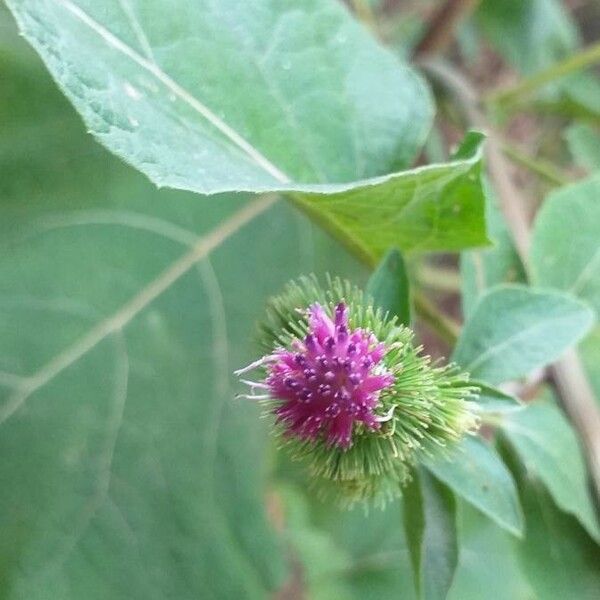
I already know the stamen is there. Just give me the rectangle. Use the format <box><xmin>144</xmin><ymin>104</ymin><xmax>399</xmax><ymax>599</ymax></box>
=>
<box><xmin>376</xmin><ymin>405</ymin><xmax>397</xmax><ymax>422</ymax></box>
<box><xmin>240</xmin><ymin>379</ymin><xmax>269</xmax><ymax>390</ymax></box>
<box><xmin>233</xmin><ymin>355</ymin><xmax>274</xmax><ymax>375</ymax></box>
<box><xmin>235</xmin><ymin>393</ymin><xmax>271</xmax><ymax>401</ymax></box>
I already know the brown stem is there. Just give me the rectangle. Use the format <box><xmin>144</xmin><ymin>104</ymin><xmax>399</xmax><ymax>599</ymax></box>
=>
<box><xmin>414</xmin><ymin>291</ymin><xmax>461</xmax><ymax>346</ymax></box>
<box><xmin>421</xmin><ymin>58</ymin><xmax>600</xmax><ymax>507</ymax></box>
<box><xmin>413</xmin><ymin>0</ymin><xmax>481</xmax><ymax>58</ymax></box>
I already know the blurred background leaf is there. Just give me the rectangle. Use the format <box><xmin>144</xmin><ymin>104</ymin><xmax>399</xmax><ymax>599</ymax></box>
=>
<box><xmin>366</xmin><ymin>249</ymin><xmax>411</xmax><ymax>325</ymax></box>
<box><xmin>453</xmin><ymin>285</ymin><xmax>594</xmax><ymax>384</ymax></box>
<box><xmin>476</xmin><ymin>0</ymin><xmax>579</xmax><ymax>75</ymax></box>
<box><xmin>0</xmin><ymin>7</ymin><xmax>366</xmax><ymax>597</ymax></box>
<box><xmin>423</xmin><ymin>437</ymin><xmax>523</xmax><ymax>537</ymax></box>
<box><xmin>565</xmin><ymin>124</ymin><xmax>600</xmax><ymax>172</ymax></box>
<box><xmin>402</xmin><ymin>469</ymin><xmax>458</xmax><ymax>600</ymax></box>
<box><xmin>531</xmin><ymin>175</ymin><xmax>600</xmax><ymax>316</ymax></box>
<box><xmin>506</xmin><ymin>438</ymin><xmax>600</xmax><ymax>600</ymax></box>
<box><xmin>501</xmin><ymin>392</ymin><xmax>600</xmax><ymax>541</ymax></box>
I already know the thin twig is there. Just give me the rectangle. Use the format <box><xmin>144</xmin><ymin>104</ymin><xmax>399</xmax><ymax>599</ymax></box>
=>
<box><xmin>414</xmin><ymin>291</ymin><xmax>460</xmax><ymax>346</ymax></box>
<box><xmin>500</xmin><ymin>142</ymin><xmax>571</xmax><ymax>187</ymax></box>
<box><xmin>421</xmin><ymin>58</ymin><xmax>600</xmax><ymax>507</ymax></box>
<box><xmin>413</xmin><ymin>0</ymin><xmax>481</xmax><ymax>58</ymax></box>
<box><xmin>418</xmin><ymin>264</ymin><xmax>462</xmax><ymax>292</ymax></box>
<box><xmin>488</xmin><ymin>40</ymin><xmax>600</xmax><ymax>108</ymax></box>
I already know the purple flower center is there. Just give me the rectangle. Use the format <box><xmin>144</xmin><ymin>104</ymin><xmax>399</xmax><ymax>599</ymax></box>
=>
<box><xmin>266</xmin><ymin>302</ymin><xmax>394</xmax><ymax>448</ymax></box>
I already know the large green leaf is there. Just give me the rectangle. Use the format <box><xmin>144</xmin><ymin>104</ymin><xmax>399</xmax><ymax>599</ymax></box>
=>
<box><xmin>307</xmin><ymin>498</ymin><xmax>417</xmax><ymax>600</ymax></box>
<box><xmin>403</xmin><ymin>470</ymin><xmax>458</xmax><ymax>600</ymax></box>
<box><xmin>6</xmin><ymin>0</ymin><xmax>431</xmax><ymax>192</ymax></box>
<box><xmin>453</xmin><ymin>285</ymin><xmax>594</xmax><ymax>385</ymax></box>
<box><xmin>424</xmin><ymin>437</ymin><xmax>523</xmax><ymax>537</ymax></box>
<box><xmin>274</xmin><ymin>485</ymin><xmax>354</xmax><ymax>600</ymax></box>
<box><xmin>0</xmin><ymin>18</ymin><xmax>367</xmax><ymax>599</ymax></box>
<box><xmin>501</xmin><ymin>394</ymin><xmax>600</xmax><ymax>542</ymax></box>
<box><xmin>531</xmin><ymin>175</ymin><xmax>600</xmax><ymax>315</ymax></box>
<box><xmin>5</xmin><ymin>0</ymin><xmax>491</xmax><ymax>259</ymax></box>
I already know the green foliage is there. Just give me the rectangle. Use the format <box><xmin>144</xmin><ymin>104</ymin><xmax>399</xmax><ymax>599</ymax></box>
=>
<box><xmin>5</xmin><ymin>0</ymin><xmax>431</xmax><ymax>192</ymax></box>
<box><xmin>510</xmin><ymin>449</ymin><xmax>600</xmax><ymax>600</ymax></box>
<box><xmin>566</xmin><ymin>123</ymin><xmax>600</xmax><ymax>171</ymax></box>
<box><xmin>453</xmin><ymin>285</ymin><xmax>594</xmax><ymax>384</ymax></box>
<box><xmin>476</xmin><ymin>0</ymin><xmax>600</xmax><ymax>119</ymax></box>
<box><xmin>448</xmin><ymin>504</ymin><xmax>532</xmax><ymax>600</ymax></box>
<box><xmin>5</xmin><ymin>1</ymin><xmax>491</xmax><ymax>261</ymax></box>
<box><xmin>501</xmin><ymin>393</ymin><xmax>600</xmax><ymax>541</ymax></box>
<box><xmin>476</xmin><ymin>0</ymin><xmax>578</xmax><ymax>75</ymax></box>
<box><xmin>366</xmin><ymin>249</ymin><xmax>411</xmax><ymax>326</ymax></box>
<box><xmin>469</xmin><ymin>382</ymin><xmax>523</xmax><ymax>415</ymax></box>
<box><xmin>294</xmin><ymin>132</ymin><xmax>489</xmax><ymax>259</ymax></box>
<box><xmin>423</xmin><ymin>437</ymin><xmax>524</xmax><ymax>537</ymax></box>
<box><xmin>2</xmin><ymin>1</ymin><xmax>600</xmax><ymax>599</ymax></box>
<box><xmin>460</xmin><ymin>185</ymin><xmax>525</xmax><ymax>319</ymax></box>
<box><xmin>403</xmin><ymin>470</ymin><xmax>458</xmax><ymax>600</ymax></box>
<box><xmin>0</xmin><ymin>13</ymin><xmax>364</xmax><ymax>598</ymax></box>
<box><xmin>531</xmin><ymin>174</ymin><xmax>600</xmax><ymax>315</ymax></box>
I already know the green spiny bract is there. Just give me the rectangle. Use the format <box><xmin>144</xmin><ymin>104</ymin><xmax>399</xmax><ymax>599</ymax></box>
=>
<box><xmin>238</xmin><ymin>276</ymin><xmax>478</xmax><ymax>508</ymax></box>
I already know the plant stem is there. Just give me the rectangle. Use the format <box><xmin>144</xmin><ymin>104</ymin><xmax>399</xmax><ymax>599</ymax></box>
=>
<box><xmin>413</xmin><ymin>0</ymin><xmax>481</xmax><ymax>58</ymax></box>
<box><xmin>413</xmin><ymin>292</ymin><xmax>460</xmax><ymax>346</ymax></box>
<box><xmin>422</xmin><ymin>57</ymin><xmax>600</xmax><ymax>508</ymax></box>
<box><xmin>500</xmin><ymin>142</ymin><xmax>571</xmax><ymax>187</ymax></box>
<box><xmin>418</xmin><ymin>264</ymin><xmax>462</xmax><ymax>292</ymax></box>
<box><xmin>349</xmin><ymin>0</ymin><xmax>377</xmax><ymax>30</ymax></box>
<box><xmin>488</xmin><ymin>41</ymin><xmax>600</xmax><ymax>108</ymax></box>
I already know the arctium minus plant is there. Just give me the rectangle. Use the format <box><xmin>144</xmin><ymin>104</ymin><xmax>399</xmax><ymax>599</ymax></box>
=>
<box><xmin>236</xmin><ymin>277</ymin><xmax>478</xmax><ymax>507</ymax></box>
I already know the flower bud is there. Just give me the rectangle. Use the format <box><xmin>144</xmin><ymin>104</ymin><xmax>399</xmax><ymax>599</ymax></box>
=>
<box><xmin>236</xmin><ymin>276</ymin><xmax>478</xmax><ymax>507</ymax></box>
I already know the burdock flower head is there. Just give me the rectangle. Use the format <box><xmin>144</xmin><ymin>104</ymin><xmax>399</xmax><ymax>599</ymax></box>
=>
<box><xmin>236</xmin><ymin>277</ymin><xmax>478</xmax><ymax>507</ymax></box>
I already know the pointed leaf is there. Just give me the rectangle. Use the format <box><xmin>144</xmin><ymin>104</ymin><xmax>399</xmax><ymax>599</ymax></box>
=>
<box><xmin>501</xmin><ymin>394</ymin><xmax>600</xmax><ymax>542</ymax></box>
<box><xmin>5</xmin><ymin>1</ymin><xmax>490</xmax><ymax>258</ymax></box>
<box><xmin>424</xmin><ymin>437</ymin><xmax>524</xmax><ymax>537</ymax></box>
<box><xmin>367</xmin><ymin>249</ymin><xmax>411</xmax><ymax>325</ymax></box>
<box><xmin>453</xmin><ymin>285</ymin><xmax>594</xmax><ymax>385</ymax></box>
<box><xmin>403</xmin><ymin>470</ymin><xmax>458</xmax><ymax>600</ymax></box>
<box><xmin>512</xmin><ymin>453</ymin><xmax>600</xmax><ymax>599</ymax></box>
<box><xmin>531</xmin><ymin>174</ymin><xmax>600</xmax><ymax>315</ymax></box>
<box><xmin>471</xmin><ymin>381</ymin><xmax>523</xmax><ymax>415</ymax></box>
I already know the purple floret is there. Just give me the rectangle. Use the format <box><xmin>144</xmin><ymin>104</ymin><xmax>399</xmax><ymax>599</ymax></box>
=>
<box><xmin>265</xmin><ymin>302</ymin><xmax>394</xmax><ymax>448</ymax></box>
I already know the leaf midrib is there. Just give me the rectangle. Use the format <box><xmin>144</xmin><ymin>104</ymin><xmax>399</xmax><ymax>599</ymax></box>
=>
<box><xmin>0</xmin><ymin>194</ymin><xmax>278</xmax><ymax>425</ymax></box>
